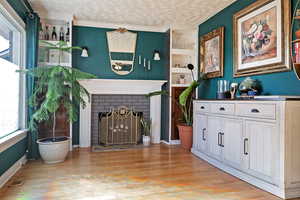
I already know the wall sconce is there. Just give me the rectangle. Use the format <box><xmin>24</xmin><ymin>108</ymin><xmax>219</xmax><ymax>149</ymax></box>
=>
<box><xmin>153</xmin><ymin>50</ymin><xmax>160</xmax><ymax>61</ymax></box>
<box><xmin>81</xmin><ymin>47</ymin><xmax>89</xmax><ymax>57</ymax></box>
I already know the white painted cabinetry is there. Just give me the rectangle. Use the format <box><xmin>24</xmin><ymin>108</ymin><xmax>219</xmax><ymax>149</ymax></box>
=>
<box><xmin>192</xmin><ymin>100</ymin><xmax>300</xmax><ymax>199</ymax></box>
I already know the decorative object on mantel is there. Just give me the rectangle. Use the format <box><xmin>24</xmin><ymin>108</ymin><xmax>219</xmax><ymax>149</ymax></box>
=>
<box><xmin>238</xmin><ymin>77</ymin><xmax>262</xmax><ymax>97</ymax></box>
<box><xmin>17</xmin><ymin>41</ymin><xmax>96</xmax><ymax>164</ymax></box>
<box><xmin>153</xmin><ymin>50</ymin><xmax>161</xmax><ymax>61</ymax></box>
<box><xmin>81</xmin><ymin>47</ymin><xmax>89</xmax><ymax>57</ymax></box>
<box><xmin>106</xmin><ymin>28</ymin><xmax>137</xmax><ymax>75</ymax></box>
<box><xmin>200</xmin><ymin>27</ymin><xmax>224</xmax><ymax>79</ymax></box>
<box><xmin>233</xmin><ymin>0</ymin><xmax>291</xmax><ymax>77</ymax></box>
<box><xmin>140</xmin><ymin>117</ymin><xmax>151</xmax><ymax>146</ymax></box>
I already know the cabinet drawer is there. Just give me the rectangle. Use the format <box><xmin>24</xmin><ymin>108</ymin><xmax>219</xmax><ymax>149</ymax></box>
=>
<box><xmin>194</xmin><ymin>102</ymin><xmax>210</xmax><ymax>113</ymax></box>
<box><xmin>211</xmin><ymin>103</ymin><xmax>235</xmax><ymax>115</ymax></box>
<box><xmin>236</xmin><ymin>103</ymin><xmax>276</xmax><ymax>119</ymax></box>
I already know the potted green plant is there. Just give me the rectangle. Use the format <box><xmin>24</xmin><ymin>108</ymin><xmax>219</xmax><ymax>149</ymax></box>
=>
<box><xmin>140</xmin><ymin>117</ymin><xmax>151</xmax><ymax>146</ymax></box>
<box><xmin>147</xmin><ymin>71</ymin><xmax>206</xmax><ymax>150</ymax></box>
<box><xmin>18</xmin><ymin>41</ymin><xmax>96</xmax><ymax>164</ymax></box>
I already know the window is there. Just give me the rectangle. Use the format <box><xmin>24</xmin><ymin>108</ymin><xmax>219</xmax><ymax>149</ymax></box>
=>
<box><xmin>0</xmin><ymin>2</ymin><xmax>26</xmax><ymax>138</ymax></box>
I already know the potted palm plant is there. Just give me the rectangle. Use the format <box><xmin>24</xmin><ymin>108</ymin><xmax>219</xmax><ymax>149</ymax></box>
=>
<box><xmin>177</xmin><ymin>80</ymin><xmax>202</xmax><ymax>150</ymax></box>
<box><xmin>147</xmin><ymin>69</ymin><xmax>206</xmax><ymax>150</ymax></box>
<box><xmin>18</xmin><ymin>41</ymin><xmax>96</xmax><ymax>164</ymax></box>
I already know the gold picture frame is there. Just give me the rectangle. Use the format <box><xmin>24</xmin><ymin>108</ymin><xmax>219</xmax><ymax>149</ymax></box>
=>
<box><xmin>233</xmin><ymin>0</ymin><xmax>291</xmax><ymax>77</ymax></box>
<box><xmin>200</xmin><ymin>27</ymin><xmax>224</xmax><ymax>79</ymax></box>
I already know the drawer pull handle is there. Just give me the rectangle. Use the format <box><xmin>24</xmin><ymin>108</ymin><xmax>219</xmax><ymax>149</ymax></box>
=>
<box><xmin>202</xmin><ymin>128</ymin><xmax>206</xmax><ymax>141</ymax></box>
<box><xmin>244</xmin><ymin>138</ymin><xmax>249</xmax><ymax>155</ymax></box>
<box><xmin>200</xmin><ymin>106</ymin><xmax>205</xmax><ymax>109</ymax></box>
<box><xmin>251</xmin><ymin>108</ymin><xmax>260</xmax><ymax>113</ymax></box>
<box><xmin>219</xmin><ymin>107</ymin><xmax>225</xmax><ymax>111</ymax></box>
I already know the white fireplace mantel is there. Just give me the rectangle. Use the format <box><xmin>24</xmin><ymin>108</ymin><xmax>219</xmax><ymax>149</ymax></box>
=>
<box><xmin>78</xmin><ymin>79</ymin><xmax>167</xmax><ymax>147</ymax></box>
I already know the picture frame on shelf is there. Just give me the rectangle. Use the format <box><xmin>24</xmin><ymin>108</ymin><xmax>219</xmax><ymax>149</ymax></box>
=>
<box><xmin>200</xmin><ymin>27</ymin><xmax>224</xmax><ymax>79</ymax></box>
<box><xmin>233</xmin><ymin>0</ymin><xmax>291</xmax><ymax>77</ymax></box>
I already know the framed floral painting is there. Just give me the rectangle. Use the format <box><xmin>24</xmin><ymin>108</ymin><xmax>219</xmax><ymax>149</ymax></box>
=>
<box><xmin>200</xmin><ymin>27</ymin><xmax>224</xmax><ymax>79</ymax></box>
<box><xmin>233</xmin><ymin>0</ymin><xmax>291</xmax><ymax>77</ymax></box>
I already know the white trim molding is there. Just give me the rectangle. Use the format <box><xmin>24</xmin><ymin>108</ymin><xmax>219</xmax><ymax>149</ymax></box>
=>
<box><xmin>0</xmin><ymin>155</ymin><xmax>27</xmax><ymax>188</ymax></box>
<box><xmin>78</xmin><ymin>79</ymin><xmax>167</xmax><ymax>147</ymax></box>
<box><xmin>73</xmin><ymin>20</ymin><xmax>169</xmax><ymax>33</ymax></box>
<box><xmin>0</xmin><ymin>130</ymin><xmax>28</xmax><ymax>154</ymax></box>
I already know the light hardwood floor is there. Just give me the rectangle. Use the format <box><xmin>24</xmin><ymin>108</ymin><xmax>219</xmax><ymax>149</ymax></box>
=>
<box><xmin>1</xmin><ymin>144</ymin><xmax>299</xmax><ymax>200</ymax></box>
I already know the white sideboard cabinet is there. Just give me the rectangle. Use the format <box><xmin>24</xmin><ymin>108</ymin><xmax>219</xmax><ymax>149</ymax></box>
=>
<box><xmin>192</xmin><ymin>100</ymin><xmax>300</xmax><ymax>199</ymax></box>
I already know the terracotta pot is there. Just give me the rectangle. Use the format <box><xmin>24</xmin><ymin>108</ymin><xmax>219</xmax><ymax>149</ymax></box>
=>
<box><xmin>177</xmin><ymin>125</ymin><xmax>193</xmax><ymax>150</ymax></box>
<box><xmin>296</xmin><ymin>30</ymin><xmax>300</xmax><ymax>39</ymax></box>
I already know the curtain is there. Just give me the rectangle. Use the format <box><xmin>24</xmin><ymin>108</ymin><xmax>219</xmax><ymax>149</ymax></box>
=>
<box><xmin>25</xmin><ymin>13</ymin><xmax>39</xmax><ymax>159</ymax></box>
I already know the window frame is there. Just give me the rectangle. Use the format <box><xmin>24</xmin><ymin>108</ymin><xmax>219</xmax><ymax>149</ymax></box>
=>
<box><xmin>0</xmin><ymin>0</ymin><xmax>27</xmax><ymax>151</ymax></box>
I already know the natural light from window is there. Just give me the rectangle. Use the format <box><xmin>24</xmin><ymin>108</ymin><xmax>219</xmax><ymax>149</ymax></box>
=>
<box><xmin>0</xmin><ymin>58</ymin><xmax>19</xmax><ymax>137</ymax></box>
<box><xmin>0</xmin><ymin>9</ymin><xmax>24</xmax><ymax>138</ymax></box>
<box><xmin>0</xmin><ymin>35</ymin><xmax>9</xmax><ymax>52</ymax></box>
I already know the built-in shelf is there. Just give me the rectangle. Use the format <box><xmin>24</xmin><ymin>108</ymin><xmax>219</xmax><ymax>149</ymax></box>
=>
<box><xmin>39</xmin><ymin>40</ymin><xmax>71</xmax><ymax>47</ymax></box>
<box><xmin>172</xmin><ymin>84</ymin><xmax>190</xmax><ymax>87</ymax></box>
<box><xmin>171</xmin><ymin>48</ymin><xmax>194</xmax><ymax>55</ymax></box>
<box><xmin>39</xmin><ymin>62</ymin><xmax>71</xmax><ymax>67</ymax></box>
<box><xmin>171</xmin><ymin>67</ymin><xmax>191</xmax><ymax>73</ymax></box>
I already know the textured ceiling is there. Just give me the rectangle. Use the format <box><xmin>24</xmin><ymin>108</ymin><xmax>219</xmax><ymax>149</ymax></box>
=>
<box><xmin>28</xmin><ymin>0</ymin><xmax>237</xmax><ymax>29</ymax></box>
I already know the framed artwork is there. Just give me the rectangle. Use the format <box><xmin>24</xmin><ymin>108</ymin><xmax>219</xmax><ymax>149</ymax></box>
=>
<box><xmin>200</xmin><ymin>27</ymin><xmax>224</xmax><ymax>79</ymax></box>
<box><xmin>233</xmin><ymin>0</ymin><xmax>291</xmax><ymax>77</ymax></box>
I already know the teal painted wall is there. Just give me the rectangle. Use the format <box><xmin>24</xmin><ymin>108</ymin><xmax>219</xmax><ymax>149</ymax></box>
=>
<box><xmin>72</xmin><ymin>26</ymin><xmax>167</xmax><ymax>80</ymax></box>
<box><xmin>198</xmin><ymin>0</ymin><xmax>300</xmax><ymax>99</ymax></box>
<box><xmin>0</xmin><ymin>0</ymin><xmax>32</xmax><ymax>176</ymax></box>
<box><xmin>72</xmin><ymin>26</ymin><xmax>168</xmax><ymax>145</ymax></box>
<box><xmin>0</xmin><ymin>138</ymin><xmax>27</xmax><ymax>176</ymax></box>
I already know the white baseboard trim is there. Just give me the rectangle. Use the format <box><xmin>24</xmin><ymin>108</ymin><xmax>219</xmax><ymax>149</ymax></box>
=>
<box><xmin>160</xmin><ymin>140</ymin><xmax>170</xmax><ymax>145</ymax></box>
<box><xmin>160</xmin><ymin>140</ymin><xmax>181</xmax><ymax>145</ymax></box>
<box><xmin>169</xmin><ymin>140</ymin><xmax>181</xmax><ymax>145</ymax></box>
<box><xmin>0</xmin><ymin>155</ymin><xmax>27</xmax><ymax>188</ymax></box>
<box><xmin>72</xmin><ymin>145</ymin><xmax>79</xmax><ymax>148</ymax></box>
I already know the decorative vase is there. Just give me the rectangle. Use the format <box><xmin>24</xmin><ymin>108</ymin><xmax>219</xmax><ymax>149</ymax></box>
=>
<box><xmin>142</xmin><ymin>135</ymin><xmax>151</xmax><ymax>146</ymax></box>
<box><xmin>37</xmin><ymin>136</ymin><xmax>69</xmax><ymax>164</ymax></box>
<box><xmin>177</xmin><ymin>125</ymin><xmax>193</xmax><ymax>150</ymax></box>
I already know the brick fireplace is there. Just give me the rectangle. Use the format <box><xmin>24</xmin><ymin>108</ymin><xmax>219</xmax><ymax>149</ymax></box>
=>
<box><xmin>78</xmin><ymin>79</ymin><xmax>167</xmax><ymax>147</ymax></box>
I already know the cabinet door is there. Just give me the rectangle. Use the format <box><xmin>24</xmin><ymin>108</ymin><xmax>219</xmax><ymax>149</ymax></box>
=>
<box><xmin>207</xmin><ymin>117</ymin><xmax>222</xmax><ymax>161</ymax></box>
<box><xmin>222</xmin><ymin>119</ymin><xmax>244</xmax><ymax>170</ymax></box>
<box><xmin>194</xmin><ymin>114</ymin><xmax>208</xmax><ymax>153</ymax></box>
<box><xmin>245</xmin><ymin>121</ymin><xmax>279</xmax><ymax>184</ymax></box>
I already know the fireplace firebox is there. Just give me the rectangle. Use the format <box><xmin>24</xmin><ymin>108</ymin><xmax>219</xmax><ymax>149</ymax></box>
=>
<box><xmin>99</xmin><ymin>106</ymin><xmax>142</xmax><ymax>146</ymax></box>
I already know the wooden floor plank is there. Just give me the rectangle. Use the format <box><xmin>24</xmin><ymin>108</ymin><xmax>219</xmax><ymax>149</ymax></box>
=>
<box><xmin>0</xmin><ymin>144</ymin><xmax>298</xmax><ymax>200</ymax></box>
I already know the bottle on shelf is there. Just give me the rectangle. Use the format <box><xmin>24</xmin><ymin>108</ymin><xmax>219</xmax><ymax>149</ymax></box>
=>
<box><xmin>39</xmin><ymin>24</ymin><xmax>44</xmax><ymax>40</ymax></box>
<box><xmin>45</xmin><ymin>25</ymin><xmax>50</xmax><ymax>40</ymax></box>
<box><xmin>59</xmin><ymin>26</ymin><xmax>65</xmax><ymax>41</ymax></box>
<box><xmin>66</xmin><ymin>23</ymin><xmax>70</xmax><ymax>42</ymax></box>
<box><xmin>51</xmin><ymin>26</ymin><xmax>57</xmax><ymax>41</ymax></box>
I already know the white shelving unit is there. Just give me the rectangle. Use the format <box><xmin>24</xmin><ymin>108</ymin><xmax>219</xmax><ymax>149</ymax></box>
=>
<box><xmin>38</xmin><ymin>18</ymin><xmax>74</xmax><ymax>150</ymax></box>
<box><xmin>167</xmin><ymin>28</ymin><xmax>198</xmax><ymax>143</ymax></box>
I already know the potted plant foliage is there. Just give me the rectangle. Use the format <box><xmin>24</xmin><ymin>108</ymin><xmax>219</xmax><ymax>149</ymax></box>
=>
<box><xmin>140</xmin><ymin>117</ymin><xmax>151</xmax><ymax>146</ymax></box>
<box><xmin>147</xmin><ymin>71</ymin><xmax>206</xmax><ymax>150</ymax></box>
<box><xmin>18</xmin><ymin>41</ymin><xmax>96</xmax><ymax>164</ymax></box>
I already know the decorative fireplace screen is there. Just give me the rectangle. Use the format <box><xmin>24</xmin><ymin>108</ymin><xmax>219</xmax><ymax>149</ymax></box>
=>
<box><xmin>99</xmin><ymin>106</ymin><xmax>142</xmax><ymax>145</ymax></box>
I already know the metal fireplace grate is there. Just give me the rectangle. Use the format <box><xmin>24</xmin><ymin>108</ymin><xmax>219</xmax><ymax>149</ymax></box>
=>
<box><xmin>99</xmin><ymin>106</ymin><xmax>142</xmax><ymax>145</ymax></box>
